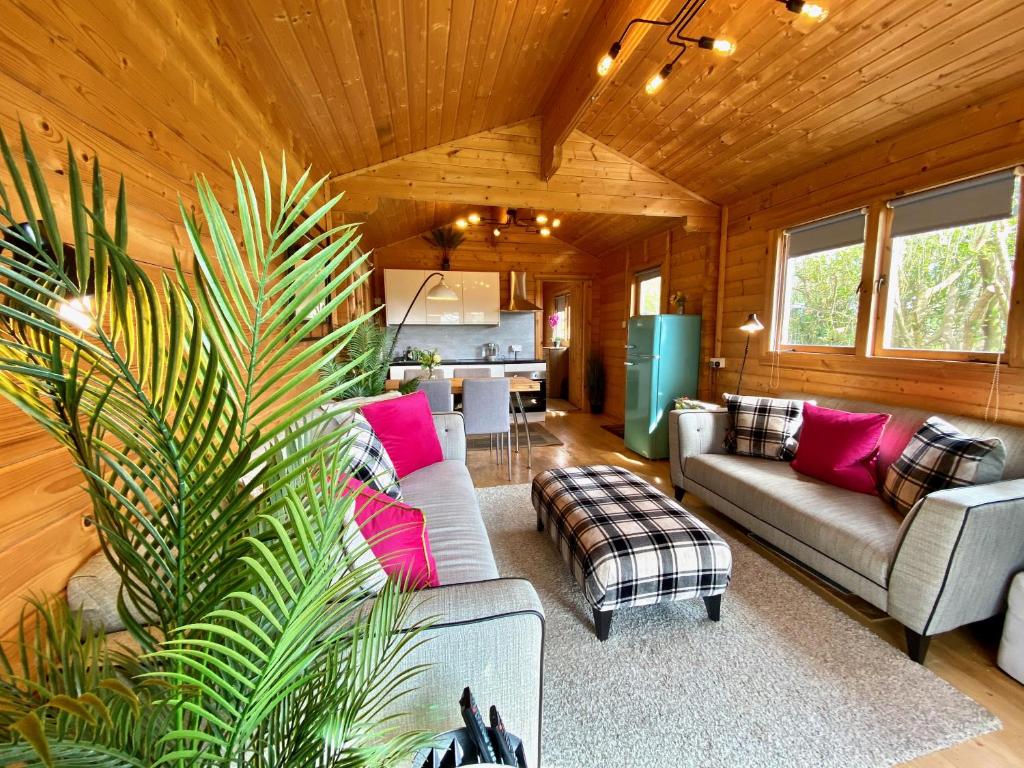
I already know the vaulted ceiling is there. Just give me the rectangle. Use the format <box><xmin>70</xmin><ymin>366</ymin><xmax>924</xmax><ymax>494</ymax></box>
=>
<box><xmin>208</xmin><ymin>0</ymin><xmax>1024</xmax><ymax>254</ymax></box>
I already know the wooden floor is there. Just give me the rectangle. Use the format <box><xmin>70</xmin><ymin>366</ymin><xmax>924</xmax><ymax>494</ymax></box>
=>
<box><xmin>466</xmin><ymin>409</ymin><xmax>1024</xmax><ymax>768</ymax></box>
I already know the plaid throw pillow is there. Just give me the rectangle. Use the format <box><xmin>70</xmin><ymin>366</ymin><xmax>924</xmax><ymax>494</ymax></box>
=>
<box><xmin>345</xmin><ymin>413</ymin><xmax>403</xmax><ymax>501</ymax></box>
<box><xmin>723</xmin><ymin>394</ymin><xmax>806</xmax><ymax>461</ymax></box>
<box><xmin>882</xmin><ymin>417</ymin><xmax>1006</xmax><ymax>516</ymax></box>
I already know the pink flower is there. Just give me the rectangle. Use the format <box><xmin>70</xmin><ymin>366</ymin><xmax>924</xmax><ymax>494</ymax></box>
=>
<box><xmin>548</xmin><ymin>313</ymin><xmax>559</xmax><ymax>328</ymax></box>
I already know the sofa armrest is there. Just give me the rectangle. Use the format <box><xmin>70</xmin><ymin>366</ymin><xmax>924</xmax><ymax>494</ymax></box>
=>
<box><xmin>387</xmin><ymin>579</ymin><xmax>544</xmax><ymax>768</ymax></box>
<box><xmin>669</xmin><ymin>408</ymin><xmax>729</xmax><ymax>491</ymax></box>
<box><xmin>433</xmin><ymin>411</ymin><xmax>466</xmax><ymax>463</ymax></box>
<box><xmin>887</xmin><ymin>478</ymin><xmax>1024</xmax><ymax>636</ymax></box>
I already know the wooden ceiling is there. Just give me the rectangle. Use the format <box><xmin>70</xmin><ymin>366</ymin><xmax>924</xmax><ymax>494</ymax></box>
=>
<box><xmin>207</xmin><ymin>0</ymin><xmax>1023</xmax><ymax>254</ymax></box>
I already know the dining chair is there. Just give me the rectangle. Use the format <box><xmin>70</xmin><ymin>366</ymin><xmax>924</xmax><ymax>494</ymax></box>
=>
<box><xmin>453</xmin><ymin>367</ymin><xmax>489</xmax><ymax>378</ymax></box>
<box><xmin>403</xmin><ymin>367</ymin><xmax>445</xmax><ymax>381</ymax></box>
<box><xmin>462</xmin><ymin>377</ymin><xmax>512</xmax><ymax>480</ymax></box>
<box><xmin>417</xmin><ymin>379</ymin><xmax>454</xmax><ymax>413</ymax></box>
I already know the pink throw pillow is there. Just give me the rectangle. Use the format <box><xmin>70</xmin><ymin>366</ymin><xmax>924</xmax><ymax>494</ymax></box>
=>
<box><xmin>791</xmin><ymin>403</ymin><xmax>891</xmax><ymax>495</ymax></box>
<box><xmin>342</xmin><ymin>477</ymin><xmax>439</xmax><ymax>589</ymax></box>
<box><xmin>360</xmin><ymin>391</ymin><xmax>443</xmax><ymax>478</ymax></box>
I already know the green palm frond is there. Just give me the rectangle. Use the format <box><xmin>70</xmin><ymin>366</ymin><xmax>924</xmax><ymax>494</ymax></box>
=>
<box><xmin>0</xmin><ymin>127</ymin><xmax>433</xmax><ymax>765</ymax></box>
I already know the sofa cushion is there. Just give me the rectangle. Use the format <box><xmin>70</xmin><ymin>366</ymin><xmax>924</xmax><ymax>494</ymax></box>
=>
<box><xmin>791</xmin><ymin>403</ymin><xmax>890</xmax><ymax>495</ymax></box>
<box><xmin>684</xmin><ymin>454</ymin><xmax>903</xmax><ymax>588</ymax></box>
<box><xmin>724</xmin><ymin>394</ymin><xmax>806</xmax><ymax>460</ymax></box>
<box><xmin>399</xmin><ymin>460</ymin><xmax>498</xmax><ymax>585</ymax></box>
<box><xmin>346</xmin><ymin>413</ymin><xmax>404</xmax><ymax>500</ymax></box>
<box><xmin>882</xmin><ymin>416</ymin><xmax>1006</xmax><ymax>515</ymax></box>
<box><xmin>361</xmin><ymin>391</ymin><xmax>444</xmax><ymax>478</ymax></box>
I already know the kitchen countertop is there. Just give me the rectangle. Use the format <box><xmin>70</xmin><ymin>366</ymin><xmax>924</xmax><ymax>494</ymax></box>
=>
<box><xmin>391</xmin><ymin>357</ymin><xmax>546</xmax><ymax>365</ymax></box>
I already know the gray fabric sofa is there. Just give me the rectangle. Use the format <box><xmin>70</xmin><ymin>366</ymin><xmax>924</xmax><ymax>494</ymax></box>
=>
<box><xmin>67</xmin><ymin>411</ymin><xmax>545</xmax><ymax>765</ymax></box>
<box><xmin>669</xmin><ymin>394</ymin><xmax>1024</xmax><ymax>663</ymax></box>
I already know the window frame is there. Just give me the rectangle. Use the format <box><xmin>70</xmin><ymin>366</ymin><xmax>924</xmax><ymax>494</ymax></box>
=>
<box><xmin>872</xmin><ymin>174</ymin><xmax>1022</xmax><ymax>363</ymax></box>
<box><xmin>766</xmin><ymin>166</ymin><xmax>1024</xmax><ymax>367</ymax></box>
<box><xmin>632</xmin><ymin>266</ymin><xmax>663</xmax><ymax>317</ymax></box>
<box><xmin>770</xmin><ymin>209</ymin><xmax>869</xmax><ymax>356</ymax></box>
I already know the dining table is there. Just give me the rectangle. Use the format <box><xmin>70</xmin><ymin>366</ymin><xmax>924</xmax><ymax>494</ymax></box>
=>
<box><xmin>385</xmin><ymin>376</ymin><xmax>540</xmax><ymax>467</ymax></box>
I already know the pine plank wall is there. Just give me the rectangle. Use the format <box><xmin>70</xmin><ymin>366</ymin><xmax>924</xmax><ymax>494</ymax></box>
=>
<box><xmin>0</xmin><ymin>2</ymin><xmax>309</xmax><ymax>638</ymax></box>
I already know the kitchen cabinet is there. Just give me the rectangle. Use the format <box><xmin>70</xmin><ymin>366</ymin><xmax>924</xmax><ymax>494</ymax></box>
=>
<box><xmin>384</xmin><ymin>269</ymin><xmax>498</xmax><ymax>325</ymax></box>
<box><xmin>460</xmin><ymin>271</ymin><xmax>500</xmax><ymax>324</ymax></box>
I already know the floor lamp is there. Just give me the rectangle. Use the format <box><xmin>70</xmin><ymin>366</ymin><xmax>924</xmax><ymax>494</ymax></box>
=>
<box><xmin>735</xmin><ymin>313</ymin><xmax>764</xmax><ymax>395</ymax></box>
<box><xmin>385</xmin><ymin>271</ymin><xmax>459</xmax><ymax>362</ymax></box>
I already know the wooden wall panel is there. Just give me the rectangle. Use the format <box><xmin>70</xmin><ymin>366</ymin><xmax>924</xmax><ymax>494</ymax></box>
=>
<box><xmin>713</xmin><ymin>86</ymin><xmax>1024</xmax><ymax>424</ymax></box>
<box><xmin>596</xmin><ymin>224</ymin><xmax>720</xmax><ymax>420</ymax></box>
<box><xmin>0</xmin><ymin>1</ymin><xmax>310</xmax><ymax>636</ymax></box>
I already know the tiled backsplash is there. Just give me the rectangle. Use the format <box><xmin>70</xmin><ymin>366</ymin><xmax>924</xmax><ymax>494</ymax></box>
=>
<box><xmin>389</xmin><ymin>312</ymin><xmax>536</xmax><ymax>360</ymax></box>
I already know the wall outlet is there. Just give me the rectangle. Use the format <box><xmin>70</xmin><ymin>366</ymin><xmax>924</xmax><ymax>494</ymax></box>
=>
<box><xmin>709</xmin><ymin>358</ymin><xmax>726</xmax><ymax>369</ymax></box>
<box><xmin>509</xmin><ymin>344</ymin><xmax>523</xmax><ymax>353</ymax></box>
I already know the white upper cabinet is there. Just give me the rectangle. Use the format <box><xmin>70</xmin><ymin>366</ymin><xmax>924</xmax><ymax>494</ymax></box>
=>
<box><xmin>384</xmin><ymin>269</ymin><xmax>428</xmax><ymax>325</ymax></box>
<box><xmin>461</xmin><ymin>271</ymin><xmax>501</xmax><ymax>325</ymax></box>
<box><xmin>385</xmin><ymin>269</ymin><xmax>499</xmax><ymax>325</ymax></box>
<box><xmin>425</xmin><ymin>272</ymin><xmax>463</xmax><ymax>324</ymax></box>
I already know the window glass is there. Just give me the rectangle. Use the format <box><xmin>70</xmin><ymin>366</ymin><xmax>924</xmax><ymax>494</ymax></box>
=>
<box><xmin>635</xmin><ymin>270</ymin><xmax>662</xmax><ymax>316</ymax></box>
<box><xmin>552</xmin><ymin>293</ymin><xmax>570</xmax><ymax>343</ymax></box>
<box><xmin>780</xmin><ymin>210</ymin><xmax>866</xmax><ymax>348</ymax></box>
<box><xmin>883</xmin><ymin>175</ymin><xmax>1020</xmax><ymax>353</ymax></box>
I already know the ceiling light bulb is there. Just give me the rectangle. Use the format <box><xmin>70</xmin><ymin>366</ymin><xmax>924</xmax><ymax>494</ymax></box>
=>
<box><xmin>493</xmin><ymin>228</ymin><xmax>501</xmax><ymax>237</ymax></box>
<box><xmin>539</xmin><ymin>227</ymin><xmax>551</xmax><ymax>237</ymax></box>
<box><xmin>455</xmin><ymin>218</ymin><xmax>468</xmax><ymax>229</ymax></box>
<box><xmin>552</xmin><ymin>218</ymin><xmax>561</xmax><ymax>228</ymax></box>
<box><xmin>596</xmin><ymin>42</ymin><xmax>621</xmax><ymax>77</ymax></box>
<box><xmin>801</xmin><ymin>2</ymin><xmax>827</xmax><ymax>19</ymax></box>
<box><xmin>58</xmin><ymin>296</ymin><xmax>94</xmax><ymax>332</ymax></box>
<box><xmin>536</xmin><ymin>214</ymin><xmax>548</xmax><ymax>225</ymax></box>
<box><xmin>712</xmin><ymin>39</ymin><xmax>736</xmax><ymax>55</ymax></box>
<box><xmin>467</xmin><ymin>212</ymin><xmax>480</xmax><ymax>224</ymax></box>
<box><xmin>645</xmin><ymin>64</ymin><xmax>672</xmax><ymax>96</ymax></box>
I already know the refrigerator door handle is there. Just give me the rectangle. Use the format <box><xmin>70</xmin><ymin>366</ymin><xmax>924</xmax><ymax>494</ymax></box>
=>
<box><xmin>623</xmin><ymin>361</ymin><xmax>636</xmax><ymax>367</ymax></box>
<box><xmin>624</xmin><ymin>344</ymin><xmax>636</xmax><ymax>349</ymax></box>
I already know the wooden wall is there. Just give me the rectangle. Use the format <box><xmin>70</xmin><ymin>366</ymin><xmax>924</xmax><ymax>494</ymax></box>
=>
<box><xmin>715</xmin><ymin>85</ymin><xmax>1024</xmax><ymax>423</ymax></box>
<box><xmin>596</xmin><ymin>225</ymin><xmax>721</xmax><ymax>419</ymax></box>
<box><xmin>0</xmin><ymin>1</ymin><xmax>310</xmax><ymax>637</ymax></box>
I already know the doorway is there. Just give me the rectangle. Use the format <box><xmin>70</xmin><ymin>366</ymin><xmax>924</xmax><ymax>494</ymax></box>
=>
<box><xmin>536</xmin><ymin>276</ymin><xmax>592</xmax><ymax>411</ymax></box>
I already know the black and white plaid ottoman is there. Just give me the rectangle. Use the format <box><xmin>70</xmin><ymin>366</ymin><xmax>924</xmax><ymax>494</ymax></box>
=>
<box><xmin>532</xmin><ymin>465</ymin><xmax>732</xmax><ymax>640</ymax></box>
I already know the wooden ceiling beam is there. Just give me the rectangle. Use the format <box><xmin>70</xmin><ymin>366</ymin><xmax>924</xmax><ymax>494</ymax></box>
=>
<box><xmin>537</xmin><ymin>0</ymin><xmax>676</xmax><ymax>180</ymax></box>
<box><xmin>331</xmin><ymin>119</ymin><xmax>718</xmax><ymax>219</ymax></box>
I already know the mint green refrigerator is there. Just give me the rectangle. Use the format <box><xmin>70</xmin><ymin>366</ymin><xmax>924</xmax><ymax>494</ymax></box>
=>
<box><xmin>624</xmin><ymin>314</ymin><xmax>701</xmax><ymax>459</ymax></box>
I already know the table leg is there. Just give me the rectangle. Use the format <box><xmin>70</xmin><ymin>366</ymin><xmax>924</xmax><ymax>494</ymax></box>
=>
<box><xmin>514</xmin><ymin>392</ymin><xmax>532</xmax><ymax>469</ymax></box>
<box><xmin>510</xmin><ymin>398</ymin><xmax>520</xmax><ymax>454</ymax></box>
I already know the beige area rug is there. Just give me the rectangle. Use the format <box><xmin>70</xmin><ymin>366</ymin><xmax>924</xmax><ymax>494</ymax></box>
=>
<box><xmin>477</xmin><ymin>484</ymin><xmax>999</xmax><ymax>768</ymax></box>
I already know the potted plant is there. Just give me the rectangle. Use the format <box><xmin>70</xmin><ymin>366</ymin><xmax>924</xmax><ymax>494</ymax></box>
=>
<box><xmin>586</xmin><ymin>352</ymin><xmax>606</xmax><ymax>414</ymax></box>
<box><xmin>320</xmin><ymin>321</ymin><xmax>419</xmax><ymax>396</ymax></box>
<box><xmin>0</xmin><ymin>130</ymin><xmax>431</xmax><ymax>765</ymax></box>
<box><xmin>422</xmin><ymin>225</ymin><xmax>465</xmax><ymax>271</ymax></box>
<box><xmin>548</xmin><ymin>313</ymin><xmax>561</xmax><ymax>346</ymax></box>
<box><xmin>414</xmin><ymin>347</ymin><xmax>443</xmax><ymax>376</ymax></box>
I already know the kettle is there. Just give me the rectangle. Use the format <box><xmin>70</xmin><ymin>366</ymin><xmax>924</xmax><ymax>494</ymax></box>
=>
<box><xmin>482</xmin><ymin>342</ymin><xmax>499</xmax><ymax>361</ymax></box>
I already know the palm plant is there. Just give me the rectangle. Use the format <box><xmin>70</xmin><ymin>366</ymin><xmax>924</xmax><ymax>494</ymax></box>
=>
<box><xmin>320</xmin><ymin>322</ymin><xmax>418</xmax><ymax>398</ymax></box>
<box><xmin>421</xmin><ymin>226</ymin><xmax>464</xmax><ymax>271</ymax></box>
<box><xmin>0</xmin><ymin>126</ymin><xmax>432</xmax><ymax>765</ymax></box>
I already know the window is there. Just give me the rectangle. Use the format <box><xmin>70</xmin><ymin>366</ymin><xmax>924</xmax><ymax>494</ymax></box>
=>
<box><xmin>882</xmin><ymin>171</ymin><xmax>1020</xmax><ymax>356</ymax></box>
<box><xmin>768</xmin><ymin>166</ymin><xmax>1024</xmax><ymax>365</ymax></box>
<box><xmin>633</xmin><ymin>267</ymin><xmax>662</xmax><ymax>316</ymax></box>
<box><xmin>779</xmin><ymin>210</ymin><xmax>867</xmax><ymax>350</ymax></box>
<box><xmin>551</xmin><ymin>292</ymin><xmax>570</xmax><ymax>343</ymax></box>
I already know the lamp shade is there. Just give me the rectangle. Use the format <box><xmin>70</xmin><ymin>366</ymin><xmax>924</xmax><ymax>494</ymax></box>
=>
<box><xmin>739</xmin><ymin>313</ymin><xmax>764</xmax><ymax>333</ymax></box>
<box><xmin>426</xmin><ymin>275</ymin><xmax>459</xmax><ymax>301</ymax></box>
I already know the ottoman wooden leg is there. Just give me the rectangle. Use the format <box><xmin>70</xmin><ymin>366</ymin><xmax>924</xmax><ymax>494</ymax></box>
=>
<box><xmin>703</xmin><ymin>594</ymin><xmax>722</xmax><ymax>622</ymax></box>
<box><xmin>674</xmin><ymin>485</ymin><xmax>685</xmax><ymax>501</ymax></box>
<box><xmin>536</xmin><ymin>515</ymin><xmax>544</xmax><ymax>532</ymax></box>
<box><xmin>593</xmin><ymin>608</ymin><xmax>613</xmax><ymax>641</ymax></box>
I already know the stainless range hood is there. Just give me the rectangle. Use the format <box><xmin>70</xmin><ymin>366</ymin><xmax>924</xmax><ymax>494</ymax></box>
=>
<box><xmin>505</xmin><ymin>270</ymin><xmax>542</xmax><ymax>312</ymax></box>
